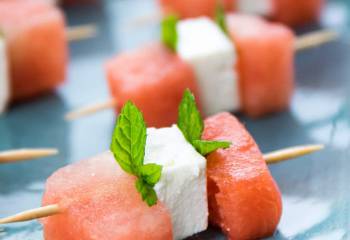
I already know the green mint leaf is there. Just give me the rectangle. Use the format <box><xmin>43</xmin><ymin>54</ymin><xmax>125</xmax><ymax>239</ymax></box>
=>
<box><xmin>215</xmin><ymin>1</ymin><xmax>228</xmax><ymax>35</ymax></box>
<box><xmin>177</xmin><ymin>89</ymin><xmax>232</xmax><ymax>156</ymax></box>
<box><xmin>177</xmin><ymin>89</ymin><xmax>203</xmax><ymax>143</ymax></box>
<box><xmin>110</xmin><ymin>101</ymin><xmax>147</xmax><ymax>175</ymax></box>
<box><xmin>140</xmin><ymin>163</ymin><xmax>163</xmax><ymax>187</ymax></box>
<box><xmin>161</xmin><ymin>14</ymin><xmax>179</xmax><ymax>52</ymax></box>
<box><xmin>193</xmin><ymin>140</ymin><xmax>231</xmax><ymax>156</ymax></box>
<box><xmin>111</xmin><ymin>101</ymin><xmax>162</xmax><ymax>207</ymax></box>
<box><xmin>136</xmin><ymin>179</ymin><xmax>158</xmax><ymax>207</ymax></box>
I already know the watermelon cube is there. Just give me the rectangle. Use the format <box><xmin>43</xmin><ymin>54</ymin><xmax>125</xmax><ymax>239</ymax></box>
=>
<box><xmin>203</xmin><ymin>112</ymin><xmax>282</xmax><ymax>240</ymax></box>
<box><xmin>272</xmin><ymin>0</ymin><xmax>324</xmax><ymax>26</ymax></box>
<box><xmin>105</xmin><ymin>43</ymin><xmax>200</xmax><ymax>128</ymax></box>
<box><xmin>0</xmin><ymin>0</ymin><xmax>67</xmax><ymax>101</ymax></box>
<box><xmin>227</xmin><ymin>14</ymin><xmax>295</xmax><ymax>117</ymax></box>
<box><xmin>42</xmin><ymin>152</ymin><xmax>173</xmax><ymax>240</ymax></box>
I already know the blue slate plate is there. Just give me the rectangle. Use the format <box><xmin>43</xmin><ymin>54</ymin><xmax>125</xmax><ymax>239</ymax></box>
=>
<box><xmin>0</xmin><ymin>0</ymin><xmax>350</xmax><ymax>239</ymax></box>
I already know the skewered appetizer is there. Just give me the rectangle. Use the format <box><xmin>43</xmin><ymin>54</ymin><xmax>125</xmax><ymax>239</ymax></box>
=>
<box><xmin>0</xmin><ymin>90</ymin><xmax>323</xmax><ymax>240</ymax></box>
<box><xmin>68</xmin><ymin>12</ymin><xmax>336</xmax><ymax>125</ymax></box>
<box><xmin>110</xmin><ymin>14</ymin><xmax>292</xmax><ymax>123</ymax></box>
<box><xmin>107</xmin><ymin>14</ymin><xmax>293</xmax><ymax>125</ymax></box>
<box><xmin>159</xmin><ymin>0</ymin><xmax>325</xmax><ymax>26</ymax></box>
<box><xmin>0</xmin><ymin>0</ymin><xmax>97</xmax><ymax>114</ymax></box>
<box><xmin>0</xmin><ymin>0</ymin><xmax>67</xmax><ymax>105</ymax></box>
<box><xmin>68</xmin><ymin>14</ymin><xmax>294</xmax><ymax>126</ymax></box>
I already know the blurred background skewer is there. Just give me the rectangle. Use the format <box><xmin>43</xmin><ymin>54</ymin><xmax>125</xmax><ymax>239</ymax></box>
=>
<box><xmin>66</xmin><ymin>23</ymin><xmax>98</xmax><ymax>42</ymax></box>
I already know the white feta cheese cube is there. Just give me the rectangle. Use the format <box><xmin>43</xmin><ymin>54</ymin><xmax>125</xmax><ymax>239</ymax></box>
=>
<box><xmin>144</xmin><ymin>125</ymin><xmax>208</xmax><ymax>240</ymax></box>
<box><xmin>237</xmin><ymin>0</ymin><xmax>274</xmax><ymax>16</ymax></box>
<box><xmin>0</xmin><ymin>35</ymin><xmax>9</xmax><ymax>114</ymax></box>
<box><xmin>177</xmin><ymin>17</ymin><xmax>240</xmax><ymax>115</ymax></box>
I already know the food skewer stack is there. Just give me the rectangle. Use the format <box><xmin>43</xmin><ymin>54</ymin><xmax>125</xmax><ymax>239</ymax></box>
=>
<box><xmin>0</xmin><ymin>1</ymin><xmax>339</xmax><ymax>239</ymax></box>
<box><xmin>0</xmin><ymin>0</ymin><xmax>97</xmax><ymax>114</ymax></box>
<box><xmin>66</xmin><ymin>12</ymin><xmax>337</xmax><ymax>126</ymax></box>
<box><xmin>0</xmin><ymin>0</ymin><xmax>96</xmax><ymax>165</ymax></box>
<box><xmin>0</xmin><ymin>90</ymin><xmax>323</xmax><ymax>240</ymax></box>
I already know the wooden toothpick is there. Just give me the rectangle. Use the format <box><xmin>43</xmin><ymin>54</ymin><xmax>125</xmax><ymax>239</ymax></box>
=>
<box><xmin>264</xmin><ymin>144</ymin><xmax>324</xmax><ymax>164</ymax></box>
<box><xmin>0</xmin><ymin>205</ymin><xmax>60</xmax><ymax>224</ymax></box>
<box><xmin>295</xmin><ymin>30</ymin><xmax>338</xmax><ymax>51</ymax></box>
<box><xmin>66</xmin><ymin>24</ymin><xmax>98</xmax><ymax>42</ymax></box>
<box><xmin>64</xmin><ymin>98</ymin><xmax>117</xmax><ymax>121</ymax></box>
<box><xmin>0</xmin><ymin>148</ymin><xmax>59</xmax><ymax>164</ymax></box>
<box><xmin>0</xmin><ymin>144</ymin><xmax>324</xmax><ymax>224</ymax></box>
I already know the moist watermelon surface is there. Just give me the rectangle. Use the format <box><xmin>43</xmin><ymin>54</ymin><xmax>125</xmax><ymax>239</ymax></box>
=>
<box><xmin>272</xmin><ymin>0</ymin><xmax>324</xmax><ymax>26</ymax></box>
<box><xmin>42</xmin><ymin>152</ymin><xmax>173</xmax><ymax>240</ymax></box>
<box><xmin>0</xmin><ymin>0</ymin><xmax>67</xmax><ymax>101</ymax></box>
<box><xmin>106</xmin><ymin>43</ymin><xmax>200</xmax><ymax>128</ymax></box>
<box><xmin>203</xmin><ymin>112</ymin><xmax>282</xmax><ymax>240</ymax></box>
<box><xmin>159</xmin><ymin>0</ymin><xmax>234</xmax><ymax>18</ymax></box>
<box><xmin>227</xmin><ymin>14</ymin><xmax>295</xmax><ymax>118</ymax></box>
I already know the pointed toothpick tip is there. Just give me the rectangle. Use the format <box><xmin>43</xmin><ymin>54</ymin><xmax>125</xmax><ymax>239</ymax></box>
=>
<box><xmin>264</xmin><ymin>144</ymin><xmax>325</xmax><ymax>164</ymax></box>
<box><xmin>65</xmin><ymin>99</ymin><xmax>117</xmax><ymax>121</ymax></box>
<box><xmin>0</xmin><ymin>148</ymin><xmax>59</xmax><ymax>164</ymax></box>
<box><xmin>0</xmin><ymin>205</ymin><xmax>60</xmax><ymax>224</ymax></box>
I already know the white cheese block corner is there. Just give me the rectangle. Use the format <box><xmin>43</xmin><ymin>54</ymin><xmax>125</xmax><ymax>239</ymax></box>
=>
<box><xmin>177</xmin><ymin>17</ymin><xmax>240</xmax><ymax>115</ymax></box>
<box><xmin>0</xmin><ymin>37</ymin><xmax>9</xmax><ymax>114</ymax></box>
<box><xmin>144</xmin><ymin>125</ymin><xmax>208</xmax><ymax>240</ymax></box>
<box><xmin>237</xmin><ymin>0</ymin><xmax>274</xmax><ymax>16</ymax></box>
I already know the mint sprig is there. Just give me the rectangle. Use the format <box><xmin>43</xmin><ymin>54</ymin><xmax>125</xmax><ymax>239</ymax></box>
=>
<box><xmin>161</xmin><ymin>14</ymin><xmax>179</xmax><ymax>52</ymax></box>
<box><xmin>178</xmin><ymin>89</ymin><xmax>231</xmax><ymax>156</ymax></box>
<box><xmin>215</xmin><ymin>1</ymin><xmax>228</xmax><ymax>35</ymax></box>
<box><xmin>111</xmin><ymin>101</ymin><xmax>162</xmax><ymax>206</ymax></box>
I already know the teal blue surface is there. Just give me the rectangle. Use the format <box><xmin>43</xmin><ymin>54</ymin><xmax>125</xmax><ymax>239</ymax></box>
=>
<box><xmin>1</xmin><ymin>0</ymin><xmax>350</xmax><ymax>239</ymax></box>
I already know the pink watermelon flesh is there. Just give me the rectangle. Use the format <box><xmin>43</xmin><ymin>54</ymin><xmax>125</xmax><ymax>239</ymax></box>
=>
<box><xmin>227</xmin><ymin>14</ymin><xmax>295</xmax><ymax>118</ymax></box>
<box><xmin>203</xmin><ymin>112</ymin><xmax>282</xmax><ymax>240</ymax></box>
<box><xmin>42</xmin><ymin>152</ymin><xmax>173</xmax><ymax>240</ymax></box>
<box><xmin>0</xmin><ymin>0</ymin><xmax>67</xmax><ymax>101</ymax></box>
<box><xmin>105</xmin><ymin>42</ymin><xmax>201</xmax><ymax>128</ymax></box>
<box><xmin>272</xmin><ymin>0</ymin><xmax>324</xmax><ymax>26</ymax></box>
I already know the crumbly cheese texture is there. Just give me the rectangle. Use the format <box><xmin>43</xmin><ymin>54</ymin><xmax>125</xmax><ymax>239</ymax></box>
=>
<box><xmin>177</xmin><ymin>17</ymin><xmax>240</xmax><ymax>115</ymax></box>
<box><xmin>144</xmin><ymin>125</ymin><xmax>208</xmax><ymax>240</ymax></box>
<box><xmin>237</xmin><ymin>0</ymin><xmax>274</xmax><ymax>16</ymax></box>
<box><xmin>0</xmin><ymin>36</ymin><xmax>9</xmax><ymax>114</ymax></box>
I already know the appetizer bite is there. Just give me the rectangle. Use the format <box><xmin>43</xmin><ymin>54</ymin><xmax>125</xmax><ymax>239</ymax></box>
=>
<box><xmin>0</xmin><ymin>0</ymin><xmax>96</xmax><ymax>114</ymax></box>
<box><xmin>0</xmin><ymin>0</ymin><xmax>67</xmax><ymax>104</ymax></box>
<box><xmin>68</xmin><ymin>12</ymin><xmax>336</xmax><ymax>125</ymax></box>
<box><xmin>159</xmin><ymin>0</ymin><xmax>325</xmax><ymax>26</ymax></box>
<box><xmin>0</xmin><ymin>90</ymin><xmax>323</xmax><ymax>240</ymax></box>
